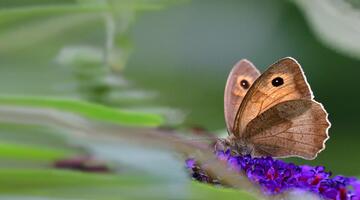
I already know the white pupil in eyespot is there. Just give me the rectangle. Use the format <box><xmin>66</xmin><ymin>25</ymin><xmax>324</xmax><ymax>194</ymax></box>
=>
<box><xmin>240</xmin><ymin>80</ymin><xmax>250</xmax><ymax>89</ymax></box>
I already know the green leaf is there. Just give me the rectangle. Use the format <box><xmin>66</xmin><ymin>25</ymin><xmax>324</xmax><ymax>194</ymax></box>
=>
<box><xmin>0</xmin><ymin>169</ymin><xmax>153</xmax><ymax>200</ymax></box>
<box><xmin>0</xmin><ymin>13</ymin><xmax>101</xmax><ymax>53</ymax></box>
<box><xmin>0</xmin><ymin>142</ymin><xmax>72</xmax><ymax>162</ymax></box>
<box><xmin>191</xmin><ymin>181</ymin><xmax>257</xmax><ymax>200</ymax></box>
<box><xmin>0</xmin><ymin>3</ymin><xmax>166</xmax><ymax>53</ymax></box>
<box><xmin>0</xmin><ymin>2</ymin><xmax>165</xmax><ymax>18</ymax></box>
<box><xmin>0</xmin><ymin>169</ymin><xmax>258</xmax><ymax>200</ymax></box>
<box><xmin>0</xmin><ymin>123</ymin><xmax>71</xmax><ymax>148</ymax></box>
<box><xmin>0</xmin><ymin>96</ymin><xmax>164</xmax><ymax>127</ymax></box>
<box><xmin>0</xmin><ymin>169</ymin><xmax>147</xmax><ymax>190</ymax></box>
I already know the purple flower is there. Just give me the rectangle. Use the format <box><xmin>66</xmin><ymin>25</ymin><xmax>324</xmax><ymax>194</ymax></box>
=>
<box><xmin>185</xmin><ymin>158</ymin><xmax>196</xmax><ymax>169</ymax></box>
<box><xmin>185</xmin><ymin>150</ymin><xmax>360</xmax><ymax>200</ymax></box>
<box><xmin>216</xmin><ymin>149</ymin><xmax>231</xmax><ymax>161</ymax></box>
<box><xmin>185</xmin><ymin>158</ymin><xmax>220</xmax><ymax>184</ymax></box>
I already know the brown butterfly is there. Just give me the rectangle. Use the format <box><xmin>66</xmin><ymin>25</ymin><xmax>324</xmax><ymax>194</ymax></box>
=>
<box><xmin>216</xmin><ymin>57</ymin><xmax>331</xmax><ymax>160</ymax></box>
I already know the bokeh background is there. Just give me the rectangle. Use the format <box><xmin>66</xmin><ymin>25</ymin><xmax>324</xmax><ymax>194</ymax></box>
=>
<box><xmin>0</xmin><ymin>0</ymin><xmax>359</xmax><ymax>199</ymax></box>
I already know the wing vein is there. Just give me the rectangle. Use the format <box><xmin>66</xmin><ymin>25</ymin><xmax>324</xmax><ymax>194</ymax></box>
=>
<box><xmin>254</xmin><ymin>135</ymin><xmax>321</xmax><ymax>149</ymax></box>
<box><xmin>261</xmin><ymin>84</ymin><xmax>309</xmax><ymax>111</ymax></box>
<box><xmin>252</xmin><ymin>131</ymin><xmax>326</xmax><ymax>141</ymax></box>
<box><xmin>257</xmin><ymin>144</ymin><xmax>314</xmax><ymax>156</ymax></box>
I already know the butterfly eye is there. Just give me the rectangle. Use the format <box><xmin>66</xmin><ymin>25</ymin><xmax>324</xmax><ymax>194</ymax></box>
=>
<box><xmin>240</xmin><ymin>79</ymin><xmax>250</xmax><ymax>89</ymax></box>
<box><xmin>272</xmin><ymin>77</ymin><xmax>284</xmax><ymax>87</ymax></box>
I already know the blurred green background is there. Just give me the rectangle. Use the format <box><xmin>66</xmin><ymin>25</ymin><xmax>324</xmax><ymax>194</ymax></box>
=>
<box><xmin>0</xmin><ymin>0</ymin><xmax>359</xmax><ymax>199</ymax></box>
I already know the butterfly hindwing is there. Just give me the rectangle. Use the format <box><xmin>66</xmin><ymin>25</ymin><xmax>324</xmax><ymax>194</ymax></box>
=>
<box><xmin>244</xmin><ymin>99</ymin><xmax>330</xmax><ymax>159</ymax></box>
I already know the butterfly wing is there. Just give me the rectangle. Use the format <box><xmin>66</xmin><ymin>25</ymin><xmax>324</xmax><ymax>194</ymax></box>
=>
<box><xmin>233</xmin><ymin>57</ymin><xmax>313</xmax><ymax>136</ymax></box>
<box><xmin>224</xmin><ymin>59</ymin><xmax>260</xmax><ymax>133</ymax></box>
<box><xmin>244</xmin><ymin>99</ymin><xmax>330</xmax><ymax>159</ymax></box>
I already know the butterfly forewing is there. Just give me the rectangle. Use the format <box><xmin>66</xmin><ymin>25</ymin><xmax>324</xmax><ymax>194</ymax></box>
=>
<box><xmin>224</xmin><ymin>59</ymin><xmax>260</xmax><ymax>133</ymax></box>
<box><xmin>233</xmin><ymin>57</ymin><xmax>313</xmax><ymax>137</ymax></box>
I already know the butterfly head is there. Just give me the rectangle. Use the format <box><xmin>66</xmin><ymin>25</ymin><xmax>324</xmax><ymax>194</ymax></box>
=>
<box><xmin>215</xmin><ymin>136</ymin><xmax>254</xmax><ymax>156</ymax></box>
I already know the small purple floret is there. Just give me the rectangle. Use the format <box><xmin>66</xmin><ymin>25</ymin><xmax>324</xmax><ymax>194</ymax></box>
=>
<box><xmin>185</xmin><ymin>150</ymin><xmax>360</xmax><ymax>200</ymax></box>
<box><xmin>185</xmin><ymin>158</ymin><xmax>196</xmax><ymax>169</ymax></box>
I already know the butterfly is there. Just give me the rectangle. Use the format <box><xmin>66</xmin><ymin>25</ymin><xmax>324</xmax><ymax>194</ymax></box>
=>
<box><xmin>216</xmin><ymin>57</ymin><xmax>331</xmax><ymax>160</ymax></box>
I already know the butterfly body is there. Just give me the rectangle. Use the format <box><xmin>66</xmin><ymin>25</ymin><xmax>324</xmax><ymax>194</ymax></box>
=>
<box><xmin>215</xmin><ymin>135</ymin><xmax>254</xmax><ymax>156</ymax></box>
<box><xmin>220</xmin><ymin>57</ymin><xmax>330</xmax><ymax>160</ymax></box>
